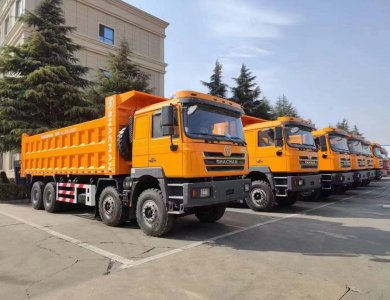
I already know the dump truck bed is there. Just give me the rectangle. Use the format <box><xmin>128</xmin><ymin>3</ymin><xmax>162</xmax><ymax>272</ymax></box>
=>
<box><xmin>21</xmin><ymin>91</ymin><xmax>168</xmax><ymax>177</ymax></box>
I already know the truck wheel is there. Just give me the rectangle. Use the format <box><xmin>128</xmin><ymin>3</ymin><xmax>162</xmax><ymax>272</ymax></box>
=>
<box><xmin>99</xmin><ymin>187</ymin><xmax>128</xmax><ymax>227</ymax></box>
<box><xmin>246</xmin><ymin>180</ymin><xmax>275</xmax><ymax>212</ymax></box>
<box><xmin>31</xmin><ymin>181</ymin><xmax>44</xmax><ymax>210</ymax></box>
<box><xmin>276</xmin><ymin>192</ymin><xmax>297</xmax><ymax>206</ymax></box>
<box><xmin>321</xmin><ymin>189</ymin><xmax>332</xmax><ymax>198</ymax></box>
<box><xmin>43</xmin><ymin>183</ymin><xmax>61</xmax><ymax>213</ymax></box>
<box><xmin>136</xmin><ymin>188</ymin><xmax>175</xmax><ymax>237</ymax></box>
<box><xmin>297</xmin><ymin>189</ymin><xmax>321</xmax><ymax>201</ymax></box>
<box><xmin>195</xmin><ymin>205</ymin><xmax>226</xmax><ymax>223</ymax></box>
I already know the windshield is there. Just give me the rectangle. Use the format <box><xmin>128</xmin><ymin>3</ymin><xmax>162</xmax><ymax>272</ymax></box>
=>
<box><xmin>373</xmin><ymin>147</ymin><xmax>382</xmax><ymax>158</ymax></box>
<box><xmin>361</xmin><ymin>143</ymin><xmax>371</xmax><ymax>155</ymax></box>
<box><xmin>329</xmin><ymin>134</ymin><xmax>349</xmax><ymax>153</ymax></box>
<box><xmin>182</xmin><ymin>104</ymin><xmax>245</xmax><ymax>143</ymax></box>
<box><xmin>285</xmin><ymin>125</ymin><xmax>316</xmax><ymax>149</ymax></box>
<box><xmin>348</xmin><ymin>139</ymin><xmax>363</xmax><ymax>154</ymax></box>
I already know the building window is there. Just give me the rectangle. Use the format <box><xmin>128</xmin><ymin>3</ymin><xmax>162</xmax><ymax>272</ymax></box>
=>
<box><xmin>100</xmin><ymin>69</ymin><xmax>112</xmax><ymax>78</ymax></box>
<box><xmin>4</xmin><ymin>17</ymin><xmax>9</xmax><ymax>36</ymax></box>
<box><xmin>99</xmin><ymin>24</ymin><xmax>114</xmax><ymax>45</ymax></box>
<box><xmin>15</xmin><ymin>0</ymin><xmax>23</xmax><ymax>18</ymax></box>
<box><xmin>258</xmin><ymin>129</ymin><xmax>275</xmax><ymax>147</ymax></box>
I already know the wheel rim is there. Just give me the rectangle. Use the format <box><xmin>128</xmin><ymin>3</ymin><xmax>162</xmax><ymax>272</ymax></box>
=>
<box><xmin>45</xmin><ymin>189</ymin><xmax>53</xmax><ymax>207</ymax></box>
<box><xmin>32</xmin><ymin>189</ymin><xmax>38</xmax><ymax>204</ymax></box>
<box><xmin>251</xmin><ymin>188</ymin><xmax>267</xmax><ymax>206</ymax></box>
<box><xmin>103</xmin><ymin>196</ymin><xmax>115</xmax><ymax>217</ymax></box>
<box><xmin>142</xmin><ymin>200</ymin><xmax>159</xmax><ymax>224</ymax></box>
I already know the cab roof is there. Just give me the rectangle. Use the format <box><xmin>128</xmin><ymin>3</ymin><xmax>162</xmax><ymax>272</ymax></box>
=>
<box><xmin>313</xmin><ymin>127</ymin><xmax>349</xmax><ymax>137</ymax></box>
<box><xmin>243</xmin><ymin>116</ymin><xmax>315</xmax><ymax>131</ymax></box>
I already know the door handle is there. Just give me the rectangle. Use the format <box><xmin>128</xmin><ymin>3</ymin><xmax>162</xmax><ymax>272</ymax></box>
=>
<box><xmin>257</xmin><ymin>160</ymin><xmax>263</xmax><ymax>163</ymax></box>
<box><xmin>149</xmin><ymin>158</ymin><xmax>156</xmax><ymax>163</ymax></box>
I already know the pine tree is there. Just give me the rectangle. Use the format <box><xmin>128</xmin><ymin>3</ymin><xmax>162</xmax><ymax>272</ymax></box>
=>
<box><xmin>231</xmin><ymin>64</ymin><xmax>273</xmax><ymax>118</ymax></box>
<box><xmin>272</xmin><ymin>94</ymin><xmax>299</xmax><ymax>118</ymax></box>
<box><xmin>0</xmin><ymin>0</ymin><xmax>94</xmax><ymax>151</ymax></box>
<box><xmin>336</xmin><ymin>118</ymin><xmax>350</xmax><ymax>132</ymax></box>
<box><xmin>87</xmin><ymin>40</ymin><xmax>151</xmax><ymax>116</ymax></box>
<box><xmin>351</xmin><ymin>125</ymin><xmax>364</xmax><ymax>138</ymax></box>
<box><xmin>201</xmin><ymin>60</ymin><xmax>228</xmax><ymax>98</ymax></box>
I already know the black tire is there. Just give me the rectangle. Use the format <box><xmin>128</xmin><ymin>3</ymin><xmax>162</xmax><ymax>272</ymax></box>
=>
<box><xmin>320</xmin><ymin>189</ymin><xmax>332</xmax><ymax>198</ymax></box>
<box><xmin>297</xmin><ymin>189</ymin><xmax>322</xmax><ymax>201</ymax></box>
<box><xmin>117</xmin><ymin>126</ymin><xmax>132</xmax><ymax>161</ymax></box>
<box><xmin>246</xmin><ymin>180</ymin><xmax>275</xmax><ymax>212</ymax></box>
<box><xmin>43</xmin><ymin>183</ymin><xmax>61</xmax><ymax>213</ymax></box>
<box><xmin>136</xmin><ymin>188</ymin><xmax>175</xmax><ymax>237</ymax></box>
<box><xmin>276</xmin><ymin>192</ymin><xmax>297</xmax><ymax>206</ymax></box>
<box><xmin>31</xmin><ymin>181</ymin><xmax>44</xmax><ymax>210</ymax></box>
<box><xmin>195</xmin><ymin>205</ymin><xmax>226</xmax><ymax>223</ymax></box>
<box><xmin>99</xmin><ymin>186</ymin><xmax>128</xmax><ymax>227</ymax></box>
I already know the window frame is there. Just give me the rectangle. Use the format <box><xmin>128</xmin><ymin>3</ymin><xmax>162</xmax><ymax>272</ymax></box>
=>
<box><xmin>258</xmin><ymin>128</ymin><xmax>276</xmax><ymax>147</ymax></box>
<box><xmin>15</xmin><ymin>0</ymin><xmax>23</xmax><ymax>18</ymax></box>
<box><xmin>98</xmin><ymin>24</ymin><xmax>115</xmax><ymax>46</ymax></box>
<box><xmin>152</xmin><ymin>108</ymin><xmax>179</xmax><ymax>139</ymax></box>
<box><xmin>4</xmin><ymin>16</ymin><xmax>9</xmax><ymax>36</ymax></box>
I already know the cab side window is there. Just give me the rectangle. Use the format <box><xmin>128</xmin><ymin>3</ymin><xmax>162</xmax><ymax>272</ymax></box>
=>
<box><xmin>152</xmin><ymin>109</ymin><xmax>179</xmax><ymax>138</ymax></box>
<box><xmin>258</xmin><ymin>129</ymin><xmax>275</xmax><ymax>147</ymax></box>
<box><xmin>314</xmin><ymin>137</ymin><xmax>320</xmax><ymax>150</ymax></box>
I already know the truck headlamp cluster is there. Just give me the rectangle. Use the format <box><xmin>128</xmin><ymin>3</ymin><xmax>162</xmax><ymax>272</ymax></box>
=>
<box><xmin>244</xmin><ymin>183</ymin><xmax>250</xmax><ymax>192</ymax></box>
<box><xmin>191</xmin><ymin>187</ymin><xmax>212</xmax><ymax>199</ymax></box>
<box><xmin>298</xmin><ymin>179</ymin><xmax>305</xmax><ymax>186</ymax></box>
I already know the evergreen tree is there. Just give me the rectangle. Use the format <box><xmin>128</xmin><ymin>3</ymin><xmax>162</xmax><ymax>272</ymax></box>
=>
<box><xmin>201</xmin><ymin>60</ymin><xmax>228</xmax><ymax>98</ymax></box>
<box><xmin>0</xmin><ymin>0</ymin><xmax>94</xmax><ymax>151</ymax></box>
<box><xmin>231</xmin><ymin>64</ymin><xmax>273</xmax><ymax>118</ymax></box>
<box><xmin>272</xmin><ymin>94</ymin><xmax>299</xmax><ymax>118</ymax></box>
<box><xmin>351</xmin><ymin>125</ymin><xmax>364</xmax><ymax>138</ymax></box>
<box><xmin>87</xmin><ymin>40</ymin><xmax>151</xmax><ymax>116</ymax></box>
<box><xmin>336</xmin><ymin>118</ymin><xmax>350</xmax><ymax>132</ymax></box>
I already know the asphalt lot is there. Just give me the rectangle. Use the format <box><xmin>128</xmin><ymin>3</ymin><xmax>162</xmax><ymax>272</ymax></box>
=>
<box><xmin>1</xmin><ymin>180</ymin><xmax>389</xmax><ymax>300</ymax></box>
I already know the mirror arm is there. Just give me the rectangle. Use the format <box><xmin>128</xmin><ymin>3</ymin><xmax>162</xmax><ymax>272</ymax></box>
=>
<box><xmin>170</xmin><ymin>135</ymin><xmax>178</xmax><ymax>151</ymax></box>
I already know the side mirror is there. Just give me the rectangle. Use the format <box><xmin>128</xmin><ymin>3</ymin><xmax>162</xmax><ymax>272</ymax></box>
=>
<box><xmin>162</xmin><ymin>106</ymin><xmax>175</xmax><ymax>136</ymax></box>
<box><xmin>319</xmin><ymin>136</ymin><xmax>327</xmax><ymax>152</ymax></box>
<box><xmin>275</xmin><ymin>127</ymin><xmax>283</xmax><ymax>147</ymax></box>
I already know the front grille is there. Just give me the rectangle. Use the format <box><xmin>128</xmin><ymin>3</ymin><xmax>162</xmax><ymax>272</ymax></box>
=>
<box><xmin>367</xmin><ymin>160</ymin><xmax>374</xmax><ymax>168</ymax></box>
<box><xmin>340</xmin><ymin>158</ymin><xmax>351</xmax><ymax>168</ymax></box>
<box><xmin>204</xmin><ymin>152</ymin><xmax>246</xmax><ymax>172</ymax></box>
<box><xmin>299</xmin><ymin>156</ymin><xmax>318</xmax><ymax>169</ymax></box>
<box><xmin>358</xmin><ymin>159</ymin><xmax>365</xmax><ymax>167</ymax></box>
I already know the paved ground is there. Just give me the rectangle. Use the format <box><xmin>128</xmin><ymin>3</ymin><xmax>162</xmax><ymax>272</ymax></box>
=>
<box><xmin>0</xmin><ymin>180</ymin><xmax>389</xmax><ymax>300</ymax></box>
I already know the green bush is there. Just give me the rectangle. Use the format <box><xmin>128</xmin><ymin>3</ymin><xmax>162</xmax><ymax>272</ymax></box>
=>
<box><xmin>0</xmin><ymin>184</ymin><xmax>30</xmax><ymax>201</ymax></box>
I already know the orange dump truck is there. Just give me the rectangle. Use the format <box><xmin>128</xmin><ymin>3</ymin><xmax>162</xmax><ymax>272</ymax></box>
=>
<box><xmin>21</xmin><ymin>90</ymin><xmax>250</xmax><ymax>236</ymax></box>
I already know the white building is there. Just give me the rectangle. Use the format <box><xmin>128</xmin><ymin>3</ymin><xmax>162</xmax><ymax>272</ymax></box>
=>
<box><xmin>0</xmin><ymin>0</ymin><xmax>168</xmax><ymax>178</ymax></box>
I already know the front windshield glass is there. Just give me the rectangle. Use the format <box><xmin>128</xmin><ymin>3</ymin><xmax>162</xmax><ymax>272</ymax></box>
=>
<box><xmin>329</xmin><ymin>134</ymin><xmax>349</xmax><ymax>153</ymax></box>
<box><xmin>373</xmin><ymin>147</ymin><xmax>382</xmax><ymax>158</ymax></box>
<box><xmin>361</xmin><ymin>143</ymin><xmax>371</xmax><ymax>155</ymax></box>
<box><xmin>183</xmin><ymin>104</ymin><xmax>245</xmax><ymax>143</ymax></box>
<box><xmin>348</xmin><ymin>139</ymin><xmax>363</xmax><ymax>154</ymax></box>
<box><xmin>285</xmin><ymin>125</ymin><xmax>316</xmax><ymax>149</ymax></box>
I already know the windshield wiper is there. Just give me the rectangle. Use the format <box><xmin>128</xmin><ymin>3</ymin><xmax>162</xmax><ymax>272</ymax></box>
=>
<box><xmin>224</xmin><ymin>136</ymin><xmax>247</xmax><ymax>146</ymax></box>
<box><xmin>190</xmin><ymin>132</ymin><xmax>219</xmax><ymax>143</ymax></box>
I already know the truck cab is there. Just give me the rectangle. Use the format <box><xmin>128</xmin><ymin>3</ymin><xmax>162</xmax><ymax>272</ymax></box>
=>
<box><xmin>313</xmin><ymin>128</ymin><xmax>353</xmax><ymax>195</ymax></box>
<box><xmin>371</xmin><ymin>143</ymin><xmax>384</xmax><ymax>180</ymax></box>
<box><xmin>347</xmin><ymin>135</ymin><xmax>370</xmax><ymax>186</ymax></box>
<box><xmin>242</xmin><ymin>116</ymin><xmax>321</xmax><ymax>211</ymax></box>
<box><xmin>22</xmin><ymin>90</ymin><xmax>251</xmax><ymax>236</ymax></box>
<box><xmin>361</xmin><ymin>140</ymin><xmax>375</xmax><ymax>184</ymax></box>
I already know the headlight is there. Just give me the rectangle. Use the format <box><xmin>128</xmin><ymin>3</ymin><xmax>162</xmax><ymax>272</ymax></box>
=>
<box><xmin>298</xmin><ymin>179</ymin><xmax>305</xmax><ymax>186</ymax></box>
<box><xmin>191</xmin><ymin>187</ymin><xmax>212</xmax><ymax>198</ymax></box>
<box><xmin>244</xmin><ymin>183</ymin><xmax>250</xmax><ymax>192</ymax></box>
<box><xmin>340</xmin><ymin>176</ymin><xmax>344</xmax><ymax>182</ymax></box>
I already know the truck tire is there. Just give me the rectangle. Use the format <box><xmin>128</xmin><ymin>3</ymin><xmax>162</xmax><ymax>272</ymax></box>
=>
<box><xmin>117</xmin><ymin>126</ymin><xmax>132</xmax><ymax>161</ymax></box>
<box><xmin>246</xmin><ymin>180</ymin><xmax>275</xmax><ymax>212</ymax></box>
<box><xmin>43</xmin><ymin>183</ymin><xmax>61</xmax><ymax>213</ymax></box>
<box><xmin>321</xmin><ymin>189</ymin><xmax>332</xmax><ymax>198</ymax></box>
<box><xmin>276</xmin><ymin>192</ymin><xmax>297</xmax><ymax>207</ymax></box>
<box><xmin>297</xmin><ymin>189</ymin><xmax>321</xmax><ymax>201</ymax></box>
<box><xmin>195</xmin><ymin>205</ymin><xmax>226</xmax><ymax>223</ymax></box>
<box><xmin>31</xmin><ymin>181</ymin><xmax>44</xmax><ymax>210</ymax></box>
<box><xmin>99</xmin><ymin>187</ymin><xmax>128</xmax><ymax>227</ymax></box>
<box><xmin>136</xmin><ymin>188</ymin><xmax>175</xmax><ymax>237</ymax></box>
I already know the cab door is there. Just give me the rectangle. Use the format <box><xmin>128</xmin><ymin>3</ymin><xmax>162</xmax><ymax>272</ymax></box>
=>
<box><xmin>148</xmin><ymin>109</ymin><xmax>183</xmax><ymax>177</ymax></box>
<box><xmin>255</xmin><ymin>128</ymin><xmax>286</xmax><ymax>172</ymax></box>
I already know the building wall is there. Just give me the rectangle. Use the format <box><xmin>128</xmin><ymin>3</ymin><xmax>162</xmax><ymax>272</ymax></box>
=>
<box><xmin>0</xmin><ymin>0</ymin><xmax>168</xmax><ymax>178</ymax></box>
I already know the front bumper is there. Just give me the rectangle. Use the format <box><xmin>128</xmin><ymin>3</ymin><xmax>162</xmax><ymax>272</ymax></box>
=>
<box><xmin>368</xmin><ymin>170</ymin><xmax>375</xmax><ymax>180</ymax></box>
<box><xmin>321</xmin><ymin>172</ymin><xmax>354</xmax><ymax>188</ymax></box>
<box><xmin>182</xmin><ymin>178</ymin><xmax>251</xmax><ymax>208</ymax></box>
<box><xmin>274</xmin><ymin>174</ymin><xmax>321</xmax><ymax>192</ymax></box>
<box><xmin>354</xmin><ymin>170</ymin><xmax>369</xmax><ymax>183</ymax></box>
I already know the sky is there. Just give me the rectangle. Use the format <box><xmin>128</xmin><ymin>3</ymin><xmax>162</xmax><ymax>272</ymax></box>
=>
<box><xmin>126</xmin><ymin>0</ymin><xmax>390</xmax><ymax>146</ymax></box>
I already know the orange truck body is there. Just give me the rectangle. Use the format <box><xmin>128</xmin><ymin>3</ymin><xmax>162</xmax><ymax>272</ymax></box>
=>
<box><xmin>22</xmin><ymin>90</ymin><xmax>250</xmax><ymax>236</ymax></box>
<box><xmin>371</xmin><ymin>143</ymin><xmax>384</xmax><ymax>180</ymax></box>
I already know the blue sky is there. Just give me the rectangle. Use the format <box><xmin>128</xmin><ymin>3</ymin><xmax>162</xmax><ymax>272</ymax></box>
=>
<box><xmin>126</xmin><ymin>0</ymin><xmax>390</xmax><ymax>145</ymax></box>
